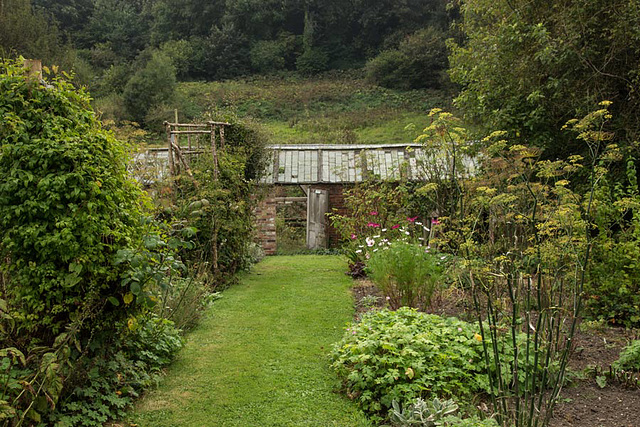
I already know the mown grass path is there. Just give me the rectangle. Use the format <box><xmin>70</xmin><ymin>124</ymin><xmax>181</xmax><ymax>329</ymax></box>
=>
<box><xmin>129</xmin><ymin>255</ymin><xmax>371</xmax><ymax>426</ymax></box>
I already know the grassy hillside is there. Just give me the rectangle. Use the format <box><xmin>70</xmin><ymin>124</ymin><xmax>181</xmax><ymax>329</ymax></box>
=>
<box><xmin>178</xmin><ymin>71</ymin><xmax>454</xmax><ymax>145</ymax></box>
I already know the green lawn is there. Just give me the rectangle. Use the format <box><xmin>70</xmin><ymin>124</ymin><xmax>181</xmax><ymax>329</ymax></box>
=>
<box><xmin>128</xmin><ymin>255</ymin><xmax>371</xmax><ymax>427</ymax></box>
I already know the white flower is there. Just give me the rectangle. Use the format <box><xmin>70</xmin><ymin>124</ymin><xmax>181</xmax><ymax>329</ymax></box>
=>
<box><xmin>373</xmin><ymin>235</ymin><xmax>380</xmax><ymax>238</ymax></box>
<box><xmin>405</xmin><ymin>231</ymin><xmax>410</xmax><ymax>235</ymax></box>
<box><xmin>423</xmin><ymin>226</ymin><xmax>430</xmax><ymax>231</ymax></box>
<box><xmin>355</xmin><ymin>249</ymin><xmax>362</xmax><ymax>253</ymax></box>
<box><xmin>366</xmin><ymin>237</ymin><xmax>375</xmax><ymax>247</ymax></box>
<box><xmin>381</xmin><ymin>228</ymin><xmax>387</xmax><ymax>232</ymax></box>
<box><xmin>416</xmin><ymin>221</ymin><xmax>422</xmax><ymax>225</ymax></box>
<box><xmin>373</xmin><ymin>248</ymin><xmax>378</xmax><ymax>252</ymax></box>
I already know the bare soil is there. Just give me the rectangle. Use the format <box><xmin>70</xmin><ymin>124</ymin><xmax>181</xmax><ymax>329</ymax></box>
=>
<box><xmin>350</xmin><ymin>279</ymin><xmax>640</xmax><ymax>427</ymax></box>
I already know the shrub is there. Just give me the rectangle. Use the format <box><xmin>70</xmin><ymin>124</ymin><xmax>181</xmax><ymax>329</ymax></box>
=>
<box><xmin>296</xmin><ymin>47</ymin><xmax>329</xmax><ymax>75</ymax></box>
<box><xmin>585</xmin><ymin>156</ymin><xmax>640</xmax><ymax>327</ymax></box>
<box><xmin>250</xmin><ymin>40</ymin><xmax>287</xmax><ymax>74</ymax></box>
<box><xmin>365</xmin><ymin>27</ymin><xmax>449</xmax><ymax>90</ymax></box>
<box><xmin>165</xmin><ymin>119</ymin><xmax>269</xmax><ymax>281</ymax></box>
<box><xmin>330</xmin><ymin>308</ymin><xmax>552</xmax><ymax>422</ymax></box>
<box><xmin>48</xmin><ymin>316</ymin><xmax>183</xmax><ymax>426</ymax></box>
<box><xmin>330</xmin><ymin>308</ymin><xmax>486</xmax><ymax>420</ymax></box>
<box><xmin>123</xmin><ymin>50</ymin><xmax>177</xmax><ymax>124</ymax></box>
<box><xmin>0</xmin><ymin>58</ymin><xmax>146</xmax><ymax>340</ymax></box>
<box><xmin>366</xmin><ymin>242</ymin><xmax>445</xmax><ymax>309</ymax></box>
<box><xmin>613</xmin><ymin>340</ymin><xmax>640</xmax><ymax>371</ymax></box>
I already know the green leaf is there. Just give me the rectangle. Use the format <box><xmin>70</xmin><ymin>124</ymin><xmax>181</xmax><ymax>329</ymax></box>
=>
<box><xmin>107</xmin><ymin>296</ymin><xmax>120</xmax><ymax>306</ymax></box>
<box><xmin>130</xmin><ymin>282</ymin><xmax>141</xmax><ymax>296</ymax></box>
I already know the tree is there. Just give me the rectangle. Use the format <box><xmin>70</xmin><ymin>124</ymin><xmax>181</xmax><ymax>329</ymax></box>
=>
<box><xmin>449</xmin><ymin>0</ymin><xmax>640</xmax><ymax>159</ymax></box>
<box><xmin>122</xmin><ymin>50</ymin><xmax>177</xmax><ymax>124</ymax></box>
<box><xmin>0</xmin><ymin>0</ymin><xmax>65</xmax><ymax>63</ymax></box>
<box><xmin>79</xmin><ymin>0</ymin><xmax>151</xmax><ymax>60</ymax></box>
<box><xmin>365</xmin><ymin>26</ymin><xmax>449</xmax><ymax>89</ymax></box>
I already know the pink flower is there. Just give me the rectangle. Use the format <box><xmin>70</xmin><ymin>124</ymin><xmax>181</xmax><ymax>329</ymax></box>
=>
<box><xmin>431</xmin><ymin>218</ymin><xmax>440</xmax><ymax>225</ymax></box>
<box><xmin>369</xmin><ymin>211</ymin><xmax>378</xmax><ymax>216</ymax></box>
<box><xmin>367</xmin><ymin>222</ymin><xmax>381</xmax><ymax>227</ymax></box>
<box><xmin>351</xmin><ymin>233</ymin><xmax>357</xmax><ymax>239</ymax></box>
<box><xmin>407</xmin><ymin>216</ymin><xmax>418</xmax><ymax>222</ymax></box>
<box><xmin>391</xmin><ymin>224</ymin><xmax>400</xmax><ymax>229</ymax></box>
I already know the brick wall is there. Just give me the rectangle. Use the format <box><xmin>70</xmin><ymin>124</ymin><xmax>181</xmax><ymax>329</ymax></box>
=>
<box><xmin>254</xmin><ymin>191</ymin><xmax>277</xmax><ymax>255</ymax></box>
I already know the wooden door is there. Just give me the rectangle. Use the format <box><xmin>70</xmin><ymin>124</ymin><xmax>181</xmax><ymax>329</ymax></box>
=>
<box><xmin>307</xmin><ymin>188</ymin><xmax>329</xmax><ymax>249</ymax></box>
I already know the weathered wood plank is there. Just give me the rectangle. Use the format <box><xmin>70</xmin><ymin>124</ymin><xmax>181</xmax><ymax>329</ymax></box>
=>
<box><xmin>278</xmin><ymin>150</ymin><xmax>286</xmax><ymax>181</ymax></box>
<box><xmin>291</xmin><ymin>150</ymin><xmax>299</xmax><ymax>183</ymax></box>
<box><xmin>348</xmin><ymin>150</ymin><xmax>356</xmax><ymax>182</ymax></box>
<box><xmin>311</xmin><ymin>151</ymin><xmax>318</xmax><ymax>182</ymax></box>
<box><xmin>285</xmin><ymin>150</ymin><xmax>292</xmax><ymax>180</ymax></box>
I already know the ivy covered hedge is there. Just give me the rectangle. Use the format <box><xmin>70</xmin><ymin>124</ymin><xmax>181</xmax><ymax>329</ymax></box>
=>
<box><xmin>0</xmin><ymin>59</ymin><xmax>190</xmax><ymax>424</ymax></box>
<box><xmin>0</xmin><ymin>58</ymin><xmax>147</xmax><ymax>343</ymax></box>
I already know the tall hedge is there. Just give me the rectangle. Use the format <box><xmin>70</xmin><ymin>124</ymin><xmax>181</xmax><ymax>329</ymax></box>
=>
<box><xmin>0</xmin><ymin>58</ymin><xmax>145</xmax><ymax>342</ymax></box>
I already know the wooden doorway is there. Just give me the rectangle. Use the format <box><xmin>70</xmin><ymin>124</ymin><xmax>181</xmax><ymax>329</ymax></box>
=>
<box><xmin>306</xmin><ymin>188</ymin><xmax>328</xmax><ymax>249</ymax></box>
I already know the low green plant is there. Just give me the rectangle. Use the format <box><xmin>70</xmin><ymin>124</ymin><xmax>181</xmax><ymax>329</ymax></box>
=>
<box><xmin>390</xmin><ymin>397</ymin><xmax>498</xmax><ymax>427</ymax></box>
<box><xmin>366</xmin><ymin>242</ymin><xmax>445</xmax><ymax>309</ymax></box>
<box><xmin>390</xmin><ymin>397</ymin><xmax>458</xmax><ymax>426</ymax></box>
<box><xmin>613</xmin><ymin>340</ymin><xmax>640</xmax><ymax>371</ymax></box>
<box><xmin>331</xmin><ymin>308</ymin><xmax>552</xmax><ymax>423</ymax></box>
<box><xmin>330</xmin><ymin>308</ymin><xmax>486</xmax><ymax>421</ymax></box>
<box><xmin>49</xmin><ymin>316</ymin><xmax>183</xmax><ymax>426</ymax></box>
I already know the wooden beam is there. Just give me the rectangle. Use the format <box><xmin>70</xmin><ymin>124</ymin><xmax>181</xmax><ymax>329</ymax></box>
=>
<box><xmin>274</xmin><ymin>197</ymin><xmax>307</xmax><ymax>203</ymax></box>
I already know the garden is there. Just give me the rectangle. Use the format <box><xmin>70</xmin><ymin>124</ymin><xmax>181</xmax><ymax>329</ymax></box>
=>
<box><xmin>326</xmin><ymin>108</ymin><xmax>640</xmax><ymax>426</ymax></box>
<box><xmin>2</xmin><ymin>49</ymin><xmax>640</xmax><ymax>426</ymax></box>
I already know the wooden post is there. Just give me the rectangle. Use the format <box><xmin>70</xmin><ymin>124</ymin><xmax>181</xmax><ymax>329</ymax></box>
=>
<box><xmin>211</xmin><ymin>222</ymin><xmax>219</xmax><ymax>274</ymax></box>
<box><xmin>23</xmin><ymin>59</ymin><xmax>42</xmax><ymax>80</ymax></box>
<box><xmin>165</xmin><ymin>122</ymin><xmax>175</xmax><ymax>176</ymax></box>
<box><xmin>210</xmin><ymin>123</ymin><xmax>219</xmax><ymax>178</ymax></box>
<box><xmin>219</xmin><ymin>125</ymin><xmax>225</xmax><ymax>150</ymax></box>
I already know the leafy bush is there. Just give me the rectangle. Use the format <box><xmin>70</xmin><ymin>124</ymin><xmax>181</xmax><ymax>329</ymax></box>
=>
<box><xmin>49</xmin><ymin>316</ymin><xmax>183</xmax><ymax>426</ymax></box>
<box><xmin>330</xmin><ymin>308</ymin><xmax>552</xmax><ymax>422</ymax></box>
<box><xmin>0</xmin><ymin>58</ymin><xmax>145</xmax><ymax>339</ymax></box>
<box><xmin>0</xmin><ymin>58</ymin><xmax>192</xmax><ymax>424</ymax></box>
<box><xmin>296</xmin><ymin>47</ymin><xmax>329</xmax><ymax>75</ymax></box>
<box><xmin>367</xmin><ymin>242</ymin><xmax>446</xmax><ymax>309</ymax></box>
<box><xmin>613</xmin><ymin>340</ymin><xmax>640</xmax><ymax>371</ymax></box>
<box><xmin>165</xmin><ymin>119</ymin><xmax>269</xmax><ymax>281</ymax></box>
<box><xmin>365</xmin><ymin>27</ymin><xmax>449</xmax><ymax>90</ymax></box>
<box><xmin>330</xmin><ymin>308</ymin><xmax>486</xmax><ymax>420</ymax></box>
<box><xmin>250</xmin><ymin>40</ymin><xmax>287</xmax><ymax>74</ymax></box>
<box><xmin>123</xmin><ymin>50</ymin><xmax>177</xmax><ymax>124</ymax></box>
<box><xmin>586</xmin><ymin>156</ymin><xmax>640</xmax><ymax>327</ymax></box>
